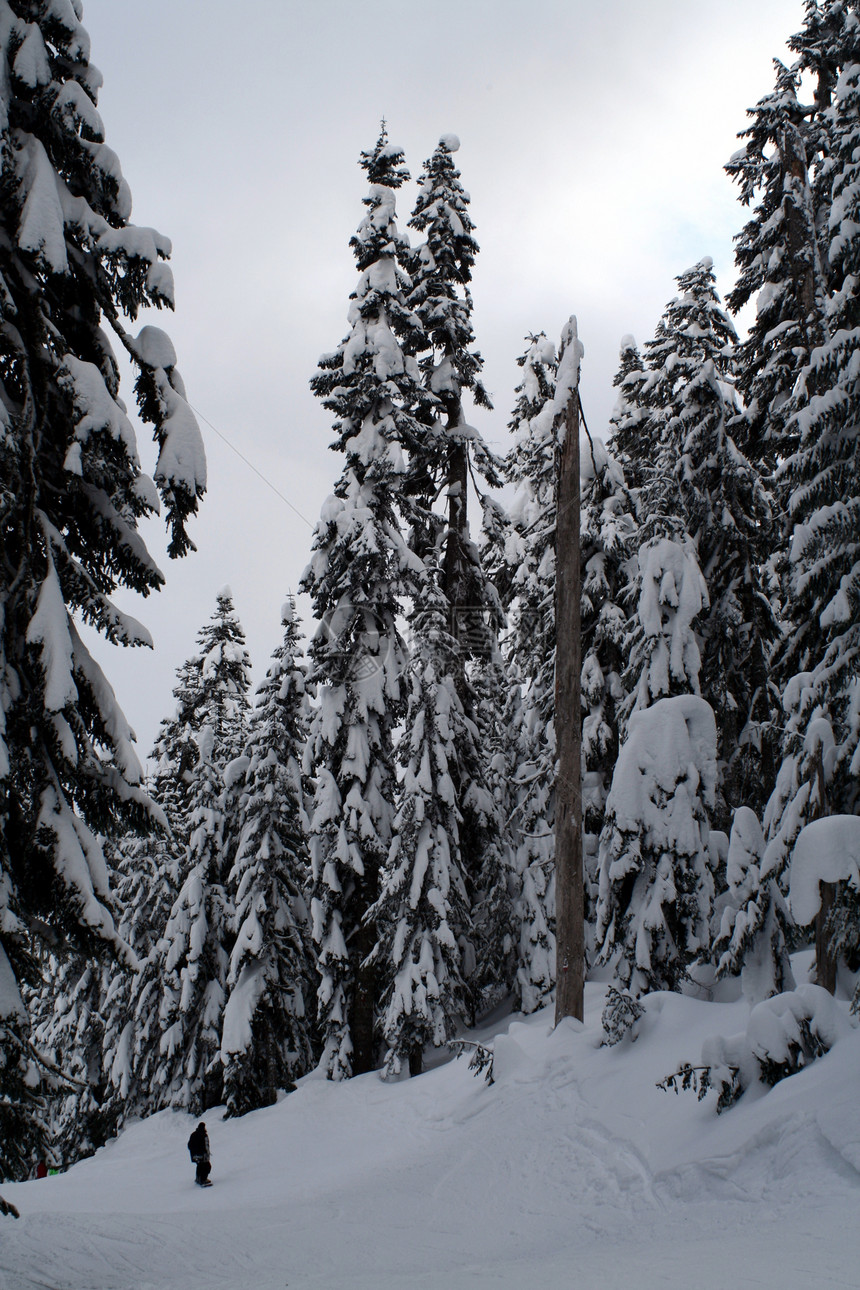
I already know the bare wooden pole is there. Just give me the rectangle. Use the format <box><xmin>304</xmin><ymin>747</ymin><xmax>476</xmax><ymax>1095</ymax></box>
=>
<box><xmin>554</xmin><ymin>321</ymin><xmax>584</xmax><ymax>1024</ymax></box>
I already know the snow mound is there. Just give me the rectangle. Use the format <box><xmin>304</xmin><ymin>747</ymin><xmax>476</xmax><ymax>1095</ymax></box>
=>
<box><xmin>439</xmin><ymin>133</ymin><xmax>460</xmax><ymax>152</ymax></box>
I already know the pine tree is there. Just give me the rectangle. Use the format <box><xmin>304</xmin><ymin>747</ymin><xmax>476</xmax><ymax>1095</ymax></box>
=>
<box><xmin>595</xmin><ymin>695</ymin><xmax>718</xmax><ymax>998</ymax></box>
<box><xmin>639</xmin><ymin>259</ymin><xmax>738</xmax><ymax>534</ymax></box>
<box><xmin>636</xmin><ymin>261</ymin><xmax>779</xmax><ymax>824</ymax></box>
<box><xmin>0</xmin><ymin>1</ymin><xmax>204</xmax><ymax>1175</ymax></box>
<box><xmin>674</xmin><ymin>360</ymin><xmax>781</xmax><ymax>823</ymax></box>
<box><xmin>713</xmin><ymin>805</ymin><xmax>795</xmax><ymax>1003</ymax></box>
<box><xmin>155</xmin><ymin>726</ymin><xmax>231</xmax><ymax>1114</ymax></box>
<box><xmin>369</xmin><ymin>592</ymin><xmax>470</xmax><ymax>1076</ymax></box>
<box><xmin>31</xmin><ymin>946</ymin><xmax>115</xmax><ymax>1165</ymax></box>
<box><xmin>101</xmin><ymin>828</ymin><xmax>178</xmax><ymax>1125</ymax></box>
<box><xmin>406</xmin><ymin>135</ymin><xmax>508</xmax><ymax>1009</ymax></box>
<box><xmin>622</xmin><ymin>536</ymin><xmax>709</xmax><ymax>718</ymax></box>
<box><xmin>580</xmin><ymin>436</ymin><xmax>638</xmax><ymax>857</ymax></box>
<box><xmin>775</xmin><ymin>10</ymin><xmax>860</xmax><ymax>757</ymax></box>
<box><xmin>726</xmin><ymin>59</ymin><xmax>828</xmax><ymax>471</ymax></box>
<box><xmin>302</xmin><ymin>127</ymin><xmax>420</xmax><ymax>1078</ymax></box>
<box><xmin>222</xmin><ymin>602</ymin><xmax>316</xmax><ymax>1115</ymax></box>
<box><xmin>148</xmin><ymin>592</ymin><xmax>251</xmax><ymax>1112</ymax></box>
<box><xmin>467</xmin><ymin>656</ymin><xmax>516</xmax><ymax>1012</ymax></box>
<box><xmin>496</xmin><ymin>333</ymin><xmax>559</xmax><ymax>1012</ymax></box>
<box><xmin>596</xmin><ymin>540</ymin><xmax>716</xmax><ymax>998</ymax></box>
<box><xmin>605</xmin><ymin>335</ymin><xmax>651</xmax><ymax>492</ymax></box>
<box><xmin>765</xmin><ymin>8</ymin><xmax>860</xmax><ymax>987</ymax></box>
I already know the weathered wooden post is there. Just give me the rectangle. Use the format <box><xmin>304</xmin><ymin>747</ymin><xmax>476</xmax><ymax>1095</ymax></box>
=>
<box><xmin>554</xmin><ymin>318</ymin><xmax>585</xmax><ymax>1025</ymax></box>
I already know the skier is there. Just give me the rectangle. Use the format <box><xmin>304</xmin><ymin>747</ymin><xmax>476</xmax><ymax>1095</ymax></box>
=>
<box><xmin>187</xmin><ymin>1121</ymin><xmax>212</xmax><ymax>1187</ymax></box>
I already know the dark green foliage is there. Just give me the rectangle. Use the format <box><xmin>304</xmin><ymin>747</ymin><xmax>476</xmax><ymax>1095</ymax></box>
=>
<box><xmin>304</xmin><ymin>127</ymin><xmax>423</xmax><ymax>1079</ymax></box>
<box><xmin>658</xmin><ymin>1062</ymin><xmax>744</xmax><ymax>1114</ymax></box>
<box><xmin>600</xmin><ymin>986</ymin><xmax>645</xmax><ymax>1047</ymax></box>
<box><xmin>0</xmin><ymin>1</ymin><xmax>203</xmax><ymax>1173</ymax></box>
<box><xmin>222</xmin><ymin>604</ymin><xmax>316</xmax><ymax>1116</ymax></box>
<box><xmin>448</xmin><ymin>1037</ymin><xmax>495</xmax><ymax>1085</ymax></box>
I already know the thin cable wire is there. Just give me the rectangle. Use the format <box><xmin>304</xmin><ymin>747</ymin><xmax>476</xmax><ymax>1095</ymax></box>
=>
<box><xmin>187</xmin><ymin>400</ymin><xmax>316</xmax><ymax>530</ymax></box>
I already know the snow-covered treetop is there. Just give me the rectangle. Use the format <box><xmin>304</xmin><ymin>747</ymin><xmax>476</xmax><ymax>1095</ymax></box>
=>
<box><xmin>408</xmin><ymin>132</ymin><xmax>490</xmax><ymax>412</ymax></box>
<box><xmin>645</xmin><ymin>260</ymin><xmax>737</xmax><ymax>396</ymax></box>
<box><xmin>311</xmin><ymin>125</ymin><xmax>425</xmax><ymax>477</ymax></box>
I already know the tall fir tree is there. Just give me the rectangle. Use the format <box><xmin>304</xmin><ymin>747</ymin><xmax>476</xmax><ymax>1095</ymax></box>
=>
<box><xmin>0</xmin><ymin>0</ymin><xmax>204</xmax><ymax>1175</ymax></box>
<box><xmin>766</xmin><ymin>5</ymin><xmax>860</xmax><ymax>987</ymax></box>
<box><xmin>713</xmin><ymin>804</ymin><xmax>795</xmax><ymax>1004</ymax></box>
<box><xmin>368</xmin><ymin>589</ymin><xmax>471</xmax><ymax>1076</ymax></box>
<box><xmin>149</xmin><ymin>591</ymin><xmax>251</xmax><ymax>1113</ymax></box>
<box><xmin>498</xmin><ymin>332</ymin><xmax>559</xmax><ymax>1012</ymax></box>
<box><xmin>596</xmin><ymin>539</ymin><xmax>716</xmax><ymax>999</ymax></box>
<box><xmin>636</xmin><ymin>261</ymin><xmax>779</xmax><ymax>824</ymax></box>
<box><xmin>580</xmin><ymin>437</ymin><xmax>637</xmax><ymax>830</ymax></box>
<box><xmin>639</xmin><ymin>259</ymin><xmax>738</xmax><ymax>533</ymax></box>
<box><xmin>101</xmin><ymin>827</ymin><xmax>179</xmax><ymax>1127</ymax></box>
<box><xmin>222</xmin><ymin>602</ymin><xmax>316</xmax><ymax>1115</ymax></box>
<box><xmin>405</xmin><ymin>135</ymin><xmax>509</xmax><ymax>1010</ymax></box>
<box><xmin>605</xmin><ymin>335</ymin><xmax>651</xmax><ymax>492</ymax></box>
<box><xmin>302</xmin><ymin>127</ymin><xmax>422</xmax><ymax>1078</ymax></box>
<box><xmin>674</xmin><ymin>359</ymin><xmax>781</xmax><ymax>824</ymax></box>
<box><xmin>726</xmin><ymin>59</ymin><xmax>828</xmax><ymax>471</ymax></box>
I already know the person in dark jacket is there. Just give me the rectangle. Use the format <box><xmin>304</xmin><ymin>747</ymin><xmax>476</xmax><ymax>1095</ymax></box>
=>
<box><xmin>187</xmin><ymin>1122</ymin><xmax>211</xmax><ymax>1186</ymax></box>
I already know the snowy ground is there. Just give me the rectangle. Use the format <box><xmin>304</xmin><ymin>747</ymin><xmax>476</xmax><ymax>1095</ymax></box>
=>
<box><xmin>2</xmin><ymin>962</ymin><xmax>858</xmax><ymax>1290</ymax></box>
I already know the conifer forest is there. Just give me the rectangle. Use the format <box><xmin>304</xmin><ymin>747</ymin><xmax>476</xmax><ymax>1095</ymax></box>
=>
<box><xmin>0</xmin><ymin>4</ymin><xmax>858</xmax><ymax>1283</ymax></box>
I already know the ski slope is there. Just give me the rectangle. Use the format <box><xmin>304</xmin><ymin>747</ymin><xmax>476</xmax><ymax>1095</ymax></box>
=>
<box><xmin>2</xmin><ymin>970</ymin><xmax>858</xmax><ymax>1290</ymax></box>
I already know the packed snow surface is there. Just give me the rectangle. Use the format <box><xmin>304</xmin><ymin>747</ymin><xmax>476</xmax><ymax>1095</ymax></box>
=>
<box><xmin>2</xmin><ymin>973</ymin><xmax>858</xmax><ymax>1289</ymax></box>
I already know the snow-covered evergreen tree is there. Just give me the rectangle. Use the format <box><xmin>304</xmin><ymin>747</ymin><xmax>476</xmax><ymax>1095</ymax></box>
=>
<box><xmin>302</xmin><ymin>127</ymin><xmax>421</xmax><ymax>1078</ymax></box>
<box><xmin>467</xmin><ymin>656</ymin><xmax>516</xmax><ymax>1012</ymax></box>
<box><xmin>635</xmin><ymin>261</ymin><xmax>779</xmax><ymax>823</ymax></box>
<box><xmin>580</xmin><ymin>435</ymin><xmax>638</xmax><ymax>854</ymax></box>
<box><xmin>497</xmin><ymin>333</ymin><xmax>559</xmax><ymax>1012</ymax></box>
<box><xmin>764</xmin><ymin>8</ymin><xmax>860</xmax><ymax>1002</ymax></box>
<box><xmin>597</xmin><ymin>535</ymin><xmax>716</xmax><ymax>998</ymax></box>
<box><xmin>0</xmin><ymin>0</ymin><xmax>204</xmax><ymax>1175</ymax></box>
<box><xmin>639</xmin><ymin>259</ymin><xmax>738</xmax><ymax>539</ymax></box>
<box><xmin>714</xmin><ymin>805</ymin><xmax>795</xmax><ymax>1003</ymax></box>
<box><xmin>369</xmin><ymin>592</ymin><xmax>471</xmax><ymax>1076</ymax></box>
<box><xmin>605</xmin><ymin>335</ymin><xmax>651</xmax><ymax>492</ymax></box>
<box><xmin>674</xmin><ymin>360</ymin><xmax>781</xmax><ymax>823</ymax></box>
<box><xmin>145</xmin><ymin>592</ymin><xmax>250</xmax><ymax>1113</ymax></box>
<box><xmin>222</xmin><ymin>602</ymin><xmax>316</xmax><ymax>1116</ymax></box>
<box><xmin>31</xmin><ymin>946</ymin><xmax>115</xmax><ymax>1165</ymax></box>
<box><xmin>726</xmin><ymin>59</ymin><xmax>828</xmax><ymax>471</ymax></box>
<box><xmin>155</xmin><ymin>726</ymin><xmax>231</xmax><ymax>1114</ymax></box>
<box><xmin>406</xmin><ymin>135</ymin><xmax>507</xmax><ymax>1006</ymax></box>
<box><xmin>101</xmin><ymin>828</ymin><xmax>179</xmax><ymax>1126</ymax></box>
<box><xmin>596</xmin><ymin>695</ymin><xmax>718</xmax><ymax>998</ymax></box>
<box><xmin>622</xmin><ymin>536</ymin><xmax>708</xmax><ymax>719</ymax></box>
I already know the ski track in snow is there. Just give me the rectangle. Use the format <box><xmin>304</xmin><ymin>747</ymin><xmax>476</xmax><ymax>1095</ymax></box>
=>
<box><xmin>1</xmin><ymin>985</ymin><xmax>858</xmax><ymax>1289</ymax></box>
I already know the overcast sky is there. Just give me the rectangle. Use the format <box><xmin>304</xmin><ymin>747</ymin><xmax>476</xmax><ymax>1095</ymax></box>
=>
<box><xmin>79</xmin><ymin>0</ymin><xmax>797</xmax><ymax>760</ymax></box>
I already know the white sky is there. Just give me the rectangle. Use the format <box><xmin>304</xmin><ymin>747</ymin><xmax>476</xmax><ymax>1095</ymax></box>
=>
<box><xmin>79</xmin><ymin>0</ymin><xmax>797</xmax><ymax>760</ymax></box>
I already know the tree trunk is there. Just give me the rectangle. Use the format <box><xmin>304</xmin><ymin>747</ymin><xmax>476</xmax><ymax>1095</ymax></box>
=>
<box><xmin>554</xmin><ymin>348</ymin><xmax>584</xmax><ymax>1025</ymax></box>
<box><xmin>443</xmin><ymin>423</ymin><xmax>469</xmax><ymax>704</ymax></box>
<box><xmin>350</xmin><ymin>869</ymin><xmax>379</xmax><ymax>1074</ymax></box>
<box><xmin>811</xmin><ymin>745</ymin><xmax>837</xmax><ymax>995</ymax></box>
